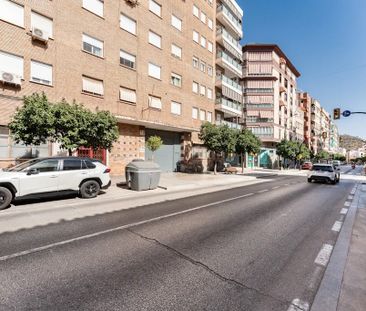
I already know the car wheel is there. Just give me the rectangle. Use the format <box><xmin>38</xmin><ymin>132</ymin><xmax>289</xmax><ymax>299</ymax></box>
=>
<box><xmin>331</xmin><ymin>179</ymin><xmax>337</xmax><ymax>185</ymax></box>
<box><xmin>0</xmin><ymin>186</ymin><xmax>13</xmax><ymax>210</ymax></box>
<box><xmin>80</xmin><ymin>180</ymin><xmax>100</xmax><ymax>199</ymax></box>
<box><xmin>307</xmin><ymin>178</ymin><xmax>312</xmax><ymax>183</ymax></box>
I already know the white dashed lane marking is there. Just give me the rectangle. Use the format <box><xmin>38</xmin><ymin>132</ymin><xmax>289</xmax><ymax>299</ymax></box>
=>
<box><xmin>257</xmin><ymin>189</ymin><xmax>269</xmax><ymax>193</ymax></box>
<box><xmin>340</xmin><ymin>208</ymin><xmax>348</xmax><ymax>215</ymax></box>
<box><xmin>287</xmin><ymin>298</ymin><xmax>309</xmax><ymax>311</ymax></box>
<box><xmin>314</xmin><ymin>244</ymin><xmax>333</xmax><ymax>267</ymax></box>
<box><xmin>348</xmin><ymin>195</ymin><xmax>354</xmax><ymax>200</ymax></box>
<box><xmin>332</xmin><ymin>221</ymin><xmax>343</xmax><ymax>232</ymax></box>
<box><xmin>344</xmin><ymin>201</ymin><xmax>351</xmax><ymax>207</ymax></box>
<box><xmin>272</xmin><ymin>186</ymin><xmax>280</xmax><ymax>190</ymax></box>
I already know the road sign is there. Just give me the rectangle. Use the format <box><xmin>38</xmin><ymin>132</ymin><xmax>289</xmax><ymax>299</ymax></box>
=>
<box><xmin>342</xmin><ymin>110</ymin><xmax>351</xmax><ymax>117</ymax></box>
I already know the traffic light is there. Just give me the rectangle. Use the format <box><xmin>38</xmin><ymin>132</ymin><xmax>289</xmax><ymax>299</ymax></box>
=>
<box><xmin>333</xmin><ymin>108</ymin><xmax>341</xmax><ymax>120</ymax></box>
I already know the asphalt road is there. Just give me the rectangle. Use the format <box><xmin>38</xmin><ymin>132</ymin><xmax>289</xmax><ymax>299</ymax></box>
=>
<box><xmin>0</xmin><ymin>166</ymin><xmax>362</xmax><ymax>311</ymax></box>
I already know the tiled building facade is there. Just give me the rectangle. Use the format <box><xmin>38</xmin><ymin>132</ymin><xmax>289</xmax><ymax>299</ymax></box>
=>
<box><xmin>0</xmin><ymin>0</ymin><xmax>217</xmax><ymax>174</ymax></box>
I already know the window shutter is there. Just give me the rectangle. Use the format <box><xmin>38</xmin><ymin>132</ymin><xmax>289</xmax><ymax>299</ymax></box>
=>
<box><xmin>31</xmin><ymin>12</ymin><xmax>53</xmax><ymax>37</ymax></box>
<box><xmin>82</xmin><ymin>76</ymin><xmax>103</xmax><ymax>95</ymax></box>
<box><xmin>82</xmin><ymin>0</ymin><xmax>103</xmax><ymax>17</ymax></box>
<box><xmin>31</xmin><ymin>61</ymin><xmax>52</xmax><ymax>84</ymax></box>
<box><xmin>120</xmin><ymin>14</ymin><xmax>136</xmax><ymax>34</ymax></box>
<box><xmin>149</xmin><ymin>31</ymin><xmax>161</xmax><ymax>48</ymax></box>
<box><xmin>148</xmin><ymin>63</ymin><xmax>161</xmax><ymax>79</ymax></box>
<box><xmin>0</xmin><ymin>0</ymin><xmax>24</xmax><ymax>27</ymax></box>
<box><xmin>171</xmin><ymin>44</ymin><xmax>182</xmax><ymax>58</ymax></box>
<box><xmin>171</xmin><ymin>101</ymin><xmax>181</xmax><ymax>115</ymax></box>
<box><xmin>0</xmin><ymin>51</ymin><xmax>23</xmax><ymax>78</ymax></box>
<box><xmin>149</xmin><ymin>96</ymin><xmax>162</xmax><ymax>109</ymax></box>
<box><xmin>193</xmin><ymin>31</ymin><xmax>199</xmax><ymax>42</ymax></box>
<box><xmin>149</xmin><ymin>0</ymin><xmax>161</xmax><ymax>16</ymax></box>
<box><xmin>171</xmin><ymin>15</ymin><xmax>182</xmax><ymax>31</ymax></box>
<box><xmin>120</xmin><ymin>87</ymin><xmax>136</xmax><ymax>103</ymax></box>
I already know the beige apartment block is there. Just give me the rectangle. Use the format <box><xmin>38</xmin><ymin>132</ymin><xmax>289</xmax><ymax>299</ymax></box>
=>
<box><xmin>0</xmin><ymin>0</ymin><xmax>217</xmax><ymax>174</ymax></box>
<box><xmin>215</xmin><ymin>0</ymin><xmax>243</xmax><ymax>131</ymax></box>
<box><xmin>320</xmin><ymin>107</ymin><xmax>331</xmax><ymax>152</ymax></box>
<box><xmin>298</xmin><ymin>92</ymin><xmax>312</xmax><ymax>149</ymax></box>
<box><xmin>310</xmin><ymin>99</ymin><xmax>322</xmax><ymax>155</ymax></box>
<box><xmin>242</xmin><ymin>44</ymin><xmax>300</xmax><ymax>168</ymax></box>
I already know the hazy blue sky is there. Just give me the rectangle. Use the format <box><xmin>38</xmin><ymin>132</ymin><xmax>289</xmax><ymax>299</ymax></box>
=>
<box><xmin>238</xmin><ymin>0</ymin><xmax>366</xmax><ymax>139</ymax></box>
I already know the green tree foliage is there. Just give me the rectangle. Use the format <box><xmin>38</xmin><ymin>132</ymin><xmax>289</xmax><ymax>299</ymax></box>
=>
<box><xmin>333</xmin><ymin>153</ymin><xmax>346</xmax><ymax>162</ymax></box>
<box><xmin>199</xmin><ymin>122</ymin><xmax>236</xmax><ymax>174</ymax></box>
<box><xmin>9</xmin><ymin>93</ymin><xmax>119</xmax><ymax>156</ymax></box>
<box><xmin>316</xmin><ymin>150</ymin><xmax>330</xmax><ymax>161</ymax></box>
<box><xmin>146</xmin><ymin>136</ymin><xmax>163</xmax><ymax>161</ymax></box>
<box><xmin>235</xmin><ymin>129</ymin><xmax>261</xmax><ymax>172</ymax></box>
<box><xmin>9</xmin><ymin>93</ymin><xmax>55</xmax><ymax>145</ymax></box>
<box><xmin>276</xmin><ymin>139</ymin><xmax>311</xmax><ymax>168</ymax></box>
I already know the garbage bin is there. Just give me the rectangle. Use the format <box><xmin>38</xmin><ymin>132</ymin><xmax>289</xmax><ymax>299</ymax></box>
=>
<box><xmin>125</xmin><ymin>160</ymin><xmax>161</xmax><ymax>191</ymax></box>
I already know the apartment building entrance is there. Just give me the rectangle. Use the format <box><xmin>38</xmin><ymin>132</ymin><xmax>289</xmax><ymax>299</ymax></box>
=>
<box><xmin>145</xmin><ymin>129</ymin><xmax>181</xmax><ymax>172</ymax></box>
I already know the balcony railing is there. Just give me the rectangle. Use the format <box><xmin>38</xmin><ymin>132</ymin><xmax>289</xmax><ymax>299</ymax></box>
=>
<box><xmin>216</xmin><ymin>97</ymin><xmax>243</xmax><ymax>112</ymax></box>
<box><xmin>244</xmin><ymin>88</ymin><xmax>274</xmax><ymax>94</ymax></box>
<box><xmin>246</xmin><ymin>104</ymin><xmax>274</xmax><ymax>109</ymax></box>
<box><xmin>216</xmin><ymin>50</ymin><xmax>242</xmax><ymax>72</ymax></box>
<box><xmin>216</xmin><ymin>74</ymin><xmax>242</xmax><ymax>92</ymax></box>
<box><xmin>215</xmin><ymin>120</ymin><xmax>242</xmax><ymax>130</ymax></box>
<box><xmin>216</xmin><ymin>27</ymin><xmax>242</xmax><ymax>51</ymax></box>
<box><xmin>217</xmin><ymin>4</ymin><xmax>242</xmax><ymax>35</ymax></box>
<box><xmin>246</xmin><ymin>118</ymin><xmax>274</xmax><ymax>123</ymax></box>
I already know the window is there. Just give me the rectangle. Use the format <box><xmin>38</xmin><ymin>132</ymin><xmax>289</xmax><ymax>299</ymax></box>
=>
<box><xmin>149</xmin><ymin>0</ymin><xmax>161</xmax><ymax>17</ymax></box>
<box><xmin>171</xmin><ymin>101</ymin><xmax>181</xmax><ymax>115</ymax></box>
<box><xmin>192</xmin><ymin>107</ymin><xmax>198</xmax><ymax>119</ymax></box>
<box><xmin>207</xmin><ymin>65</ymin><xmax>213</xmax><ymax>76</ymax></box>
<box><xmin>171</xmin><ymin>15</ymin><xmax>182</xmax><ymax>31</ymax></box>
<box><xmin>82</xmin><ymin>76</ymin><xmax>103</xmax><ymax>96</ymax></box>
<box><xmin>82</xmin><ymin>0</ymin><xmax>103</xmax><ymax>17</ymax></box>
<box><xmin>200</xmin><ymin>85</ymin><xmax>206</xmax><ymax>96</ymax></box>
<box><xmin>82</xmin><ymin>33</ymin><xmax>103</xmax><ymax>57</ymax></box>
<box><xmin>200</xmin><ymin>110</ymin><xmax>206</xmax><ymax>121</ymax></box>
<box><xmin>200</xmin><ymin>11</ymin><xmax>206</xmax><ymax>24</ymax></box>
<box><xmin>171</xmin><ymin>44</ymin><xmax>182</xmax><ymax>59</ymax></box>
<box><xmin>149</xmin><ymin>95</ymin><xmax>162</xmax><ymax>109</ymax></box>
<box><xmin>0</xmin><ymin>51</ymin><xmax>23</xmax><ymax>78</ymax></box>
<box><xmin>171</xmin><ymin>72</ymin><xmax>182</xmax><ymax>87</ymax></box>
<box><xmin>200</xmin><ymin>61</ymin><xmax>206</xmax><ymax>72</ymax></box>
<box><xmin>207</xmin><ymin>88</ymin><xmax>213</xmax><ymax>99</ymax></box>
<box><xmin>192</xmin><ymin>81</ymin><xmax>198</xmax><ymax>93</ymax></box>
<box><xmin>193</xmin><ymin>5</ymin><xmax>199</xmax><ymax>18</ymax></box>
<box><xmin>120</xmin><ymin>50</ymin><xmax>136</xmax><ymax>69</ymax></box>
<box><xmin>63</xmin><ymin>159</ymin><xmax>82</xmax><ymax>171</ymax></box>
<box><xmin>0</xmin><ymin>0</ymin><xmax>24</xmax><ymax>27</ymax></box>
<box><xmin>30</xmin><ymin>159</ymin><xmax>59</xmax><ymax>173</ymax></box>
<box><xmin>30</xmin><ymin>61</ymin><xmax>52</xmax><ymax>85</ymax></box>
<box><xmin>148</xmin><ymin>62</ymin><xmax>161</xmax><ymax>79</ymax></box>
<box><xmin>208</xmin><ymin>18</ymin><xmax>213</xmax><ymax>30</ymax></box>
<box><xmin>31</xmin><ymin>11</ymin><xmax>53</xmax><ymax>37</ymax></box>
<box><xmin>207</xmin><ymin>111</ymin><xmax>212</xmax><ymax>122</ymax></box>
<box><xmin>208</xmin><ymin>0</ymin><xmax>213</xmax><ymax>6</ymax></box>
<box><xmin>148</xmin><ymin>30</ymin><xmax>161</xmax><ymax>48</ymax></box>
<box><xmin>120</xmin><ymin>87</ymin><xmax>136</xmax><ymax>103</ymax></box>
<box><xmin>193</xmin><ymin>30</ymin><xmax>199</xmax><ymax>43</ymax></box>
<box><xmin>192</xmin><ymin>56</ymin><xmax>199</xmax><ymax>68</ymax></box>
<box><xmin>120</xmin><ymin>14</ymin><xmax>136</xmax><ymax>35</ymax></box>
<box><xmin>207</xmin><ymin>41</ymin><xmax>213</xmax><ymax>53</ymax></box>
<box><xmin>200</xmin><ymin>35</ymin><xmax>206</xmax><ymax>48</ymax></box>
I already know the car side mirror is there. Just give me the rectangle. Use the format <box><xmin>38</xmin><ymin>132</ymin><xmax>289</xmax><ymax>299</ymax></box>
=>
<box><xmin>27</xmin><ymin>168</ymin><xmax>39</xmax><ymax>175</ymax></box>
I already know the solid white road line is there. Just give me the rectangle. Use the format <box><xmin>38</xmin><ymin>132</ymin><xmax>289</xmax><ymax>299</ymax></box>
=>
<box><xmin>340</xmin><ymin>208</ymin><xmax>348</xmax><ymax>215</ymax></box>
<box><xmin>287</xmin><ymin>298</ymin><xmax>309</xmax><ymax>311</ymax></box>
<box><xmin>0</xmin><ymin>191</ymin><xmax>258</xmax><ymax>262</ymax></box>
<box><xmin>332</xmin><ymin>221</ymin><xmax>343</xmax><ymax>232</ymax></box>
<box><xmin>314</xmin><ymin>244</ymin><xmax>334</xmax><ymax>266</ymax></box>
<box><xmin>344</xmin><ymin>201</ymin><xmax>351</xmax><ymax>207</ymax></box>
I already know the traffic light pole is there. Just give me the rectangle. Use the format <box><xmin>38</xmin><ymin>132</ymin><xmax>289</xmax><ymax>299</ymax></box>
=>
<box><xmin>350</xmin><ymin>112</ymin><xmax>366</xmax><ymax>114</ymax></box>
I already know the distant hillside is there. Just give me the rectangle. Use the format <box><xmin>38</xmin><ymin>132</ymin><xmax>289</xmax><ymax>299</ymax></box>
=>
<box><xmin>340</xmin><ymin>134</ymin><xmax>366</xmax><ymax>151</ymax></box>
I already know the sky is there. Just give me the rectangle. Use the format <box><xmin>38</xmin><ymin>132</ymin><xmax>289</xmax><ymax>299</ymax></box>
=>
<box><xmin>238</xmin><ymin>0</ymin><xmax>366</xmax><ymax>139</ymax></box>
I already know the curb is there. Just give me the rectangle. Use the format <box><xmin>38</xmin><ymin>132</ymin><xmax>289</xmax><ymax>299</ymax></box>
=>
<box><xmin>310</xmin><ymin>183</ymin><xmax>361</xmax><ymax>311</ymax></box>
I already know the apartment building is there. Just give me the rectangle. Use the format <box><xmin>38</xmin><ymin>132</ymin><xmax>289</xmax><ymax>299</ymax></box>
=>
<box><xmin>320</xmin><ymin>108</ymin><xmax>331</xmax><ymax>152</ymax></box>
<box><xmin>242</xmin><ymin>44</ymin><xmax>301</xmax><ymax>168</ymax></box>
<box><xmin>298</xmin><ymin>92</ymin><xmax>312</xmax><ymax>149</ymax></box>
<box><xmin>0</xmin><ymin>0</ymin><xmax>217</xmax><ymax>173</ymax></box>
<box><xmin>215</xmin><ymin>0</ymin><xmax>243</xmax><ymax>130</ymax></box>
<box><xmin>329</xmin><ymin>121</ymin><xmax>340</xmax><ymax>154</ymax></box>
<box><xmin>310</xmin><ymin>99</ymin><xmax>322</xmax><ymax>154</ymax></box>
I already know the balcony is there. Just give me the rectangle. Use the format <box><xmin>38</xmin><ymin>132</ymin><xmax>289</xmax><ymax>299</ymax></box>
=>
<box><xmin>221</xmin><ymin>0</ymin><xmax>244</xmax><ymax>20</ymax></box>
<box><xmin>216</xmin><ymin>74</ymin><xmax>242</xmax><ymax>95</ymax></box>
<box><xmin>216</xmin><ymin>27</ymin><xmax>242</xmax><ymax>60</ymax></box>
<box><xmin>246</xmin><ymin>118</ymin><xmax>274</xmax><ymax>124</ymax></box>
<box><xmin>216</xmin><ymin>4</ymin><xmax>243</xmax><ymax>39</ymax></box>
<box><xmin>215</xmin><ymin>119</ymin><xmax>242</xmax><ymax>130</ymax></box>
<box><xmin>245</xmin><ymin>103</ymin><xmax>274</xmax><ymax>109</ymax></box>
<box><xmin>215</xmin><ymin>97</ymin><xmax>243</xmax><ymax>117</ymax></box>
<box><xmin>244</xmin><ymin>88</ymin><xmax>274</xmax><ymax>94</ymax></box>
<box><xmin>216</xmin><ymin>50</ymin><xmax>242</xmax><ymax>78</ymax></box>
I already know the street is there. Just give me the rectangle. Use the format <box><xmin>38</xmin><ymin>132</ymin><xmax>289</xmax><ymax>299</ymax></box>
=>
<box><xmin>0</xmin><ymin>166</ymin><xmax>363</xmax><ymax>311</ymax></box>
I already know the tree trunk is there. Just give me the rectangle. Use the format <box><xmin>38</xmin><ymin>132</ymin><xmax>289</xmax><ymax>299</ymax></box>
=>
<box><xmin>213</xmin><ymin>152</ymin><xmax>217</xmax><ymax>175</ymax></box>
<box><xmin>241</xmin><ymin>153</ymin><xmax>245</xmax><ymax>173</ymax></box>
<box><xmin>68</xmin><ymin>149</ymin><xmax>72</xmax><ymax>156</ymax></box>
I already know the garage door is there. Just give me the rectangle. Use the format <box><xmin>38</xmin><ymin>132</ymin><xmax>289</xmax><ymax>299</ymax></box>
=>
<box><xmin>145</xmin><ymin>129</ymin><xmax>181</xmax><ymax>172</ymax></box>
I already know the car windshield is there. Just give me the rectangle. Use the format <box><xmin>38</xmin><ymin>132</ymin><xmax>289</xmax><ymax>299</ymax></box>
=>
<box><xmin>6</xmin><ymin>159</ymin><xmax>42</xmax><ymax>172</ymax></box>
<box><xmin>313</xmin><ymin>165</ymin><xmax>333</xmax><ymax>172</ymax></box>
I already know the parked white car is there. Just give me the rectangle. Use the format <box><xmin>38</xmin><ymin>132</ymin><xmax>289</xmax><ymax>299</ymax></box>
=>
<box><xmin>0</xmin><ymin>157</ymin><xmax>111</xmax><ymax>210</ymax></box>
<box><xmin>307</xmin><ymin>163</ymin><xmax>340</xmax><ymax>184</ymax></box>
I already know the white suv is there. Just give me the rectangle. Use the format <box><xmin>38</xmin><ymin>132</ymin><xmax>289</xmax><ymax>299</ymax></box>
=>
<box><xmin>0</xmin><ymin>157</ymin><xmax>111</xmax><ymax>210</ymax></box>
<box><xmin>307</xmin><ymin>163</ymin><xmax>340</xmax><ymax>184</ymax></box>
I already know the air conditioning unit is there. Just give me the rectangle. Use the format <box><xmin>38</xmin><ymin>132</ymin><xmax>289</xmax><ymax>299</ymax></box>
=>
<box><xmin>31</xmin><ymin>27</ymin><xmax>49</xmax><ymax>42</ymax></box>
<box><xmin>0</xmin><ymin>71</ymin><xmax>22</xmax><ymax>86</ymax></box>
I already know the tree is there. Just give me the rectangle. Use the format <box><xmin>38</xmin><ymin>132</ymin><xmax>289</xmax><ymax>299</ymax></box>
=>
<box><xmin>199</xmin><ymin>122</ymin><xmax>236</xmax><ymax>174</ymax></box>
<box><xmin>276</xmin><ymin>139</ymin><xmax>310</xmax><ymax>168</ymax></box>
<box><xmin>317</xmin><ymin>150</ymin><xmax>330</xmax><ymax>161</ymax></box>
<box><xmin>9</xmin><ymin>93</ymin><xmax>55</xmax><ymax>146</ymax></box>
<box><xmin>146</xmin><ymin>136</ymin><xmax>163</xmax><ymax>161</ymax></box>
<box><xmin>276</xmin><ymin>139</ymin><xmax>292</xmax><ymax>167</ymax></box>
<box><xmin>9</xmin><ymin>93</ymin><xmax>119</xmax><ymax>156</ymax></box>
<box><xmin>235</xmin><ymin>129</ymin><xmax>261</xmax><ymax>172</ymax></box>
